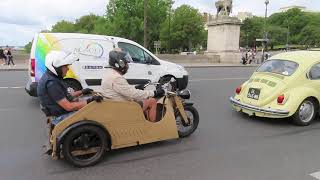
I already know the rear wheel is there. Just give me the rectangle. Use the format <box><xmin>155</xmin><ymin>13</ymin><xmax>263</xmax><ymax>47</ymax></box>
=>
<box><xmin>62</xmin><ymin>125</ymin><xmax>108</xmax><ymax>167</ymax></box>
<box><xmin>63</xmin><ymin>79</ymin><xmax>82</xmax><ymax>94</ymax></box>
<box><xmin>175</xmin><ymin>106</ymin><xmax>199</xmax><ymax>138</ymax></box>
<box><xmin>292</xmin><ymin>98</ymin><xmax>317</xmax><ymax>126</ymax></box>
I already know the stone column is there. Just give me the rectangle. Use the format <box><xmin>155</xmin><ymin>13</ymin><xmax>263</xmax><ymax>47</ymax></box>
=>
<box><xmin>206</xmin><ymin>17</ymin><xmax>242</xmax><ymax>63</ymax></box>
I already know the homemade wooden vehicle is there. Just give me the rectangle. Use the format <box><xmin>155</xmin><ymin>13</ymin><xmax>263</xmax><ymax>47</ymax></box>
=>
<box><xmin>47</xmin><ymin>83</ymin><xmax>199</xmax><ymax>167</ymax></box>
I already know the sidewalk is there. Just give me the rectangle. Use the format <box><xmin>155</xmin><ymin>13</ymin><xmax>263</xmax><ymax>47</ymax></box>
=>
<box><xmin>0</xmin><ymin>62</ymin><xmax>259</xmax><ymax>71</ymax></box>
<box><xmin>0</xmin><ymin>63</ymin><xmax>28</xmax><ymax>71</ymax></box>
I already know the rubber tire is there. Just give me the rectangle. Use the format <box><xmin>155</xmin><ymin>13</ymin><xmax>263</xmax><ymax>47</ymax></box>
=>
<box><xmin>175</xmin><ymin>106</ymin><xmax>199</xmax><ymax>138</ymax></box>
<box><xmin>292</xmin><ymin>98</ymin><xmax>317</xmax><ymax>126</ymax></box>
<box><xmin>62</xmin><ymin>125</ymin><xmax>108</xmax><ymax>167</ymax></box>
<box><xmin>159</xmin><ymin>76</ymin><xmax>177</xmax><ymax>91</ymax></box>
<box><xmin>63</xmin><ymin>79</ymin><xmax>82</xmax><ymax>93</ymax></box>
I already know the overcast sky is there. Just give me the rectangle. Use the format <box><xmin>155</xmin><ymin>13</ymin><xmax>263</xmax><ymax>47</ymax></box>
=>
<box><xmin>0</xmin><ymin>0</ymin><xmax>319</xmax><ymax>46</ymax></box>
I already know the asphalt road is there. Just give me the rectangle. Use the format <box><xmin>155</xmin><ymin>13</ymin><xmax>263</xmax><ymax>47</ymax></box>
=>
<box><xmin>2</xmin><ymin>67</ymin><xmax>320</xmax><ymax>180</ymax></box>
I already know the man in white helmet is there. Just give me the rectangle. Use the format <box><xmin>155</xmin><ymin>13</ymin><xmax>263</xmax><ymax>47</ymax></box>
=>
<box><xmin>37</xmin><ymin>51</ymin><xmax>103</xmax><ymax>125</ymax></box>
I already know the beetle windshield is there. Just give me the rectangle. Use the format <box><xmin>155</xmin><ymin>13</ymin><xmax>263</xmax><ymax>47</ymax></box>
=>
<box><xmin>256</xmin><ymin>60</ymin><xmax>299</xmax><ymax>76</ymax></box>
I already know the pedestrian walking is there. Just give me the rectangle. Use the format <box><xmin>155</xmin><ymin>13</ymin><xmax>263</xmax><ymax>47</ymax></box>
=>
<box><xmin>0</xmin><ymin>48</ymin><xmax>6</xmax><ymax>65</ymax></box>
<box><xmin>248</xmin><ymin>50</ymin><xmax>253</xmax><ymax>64</ymax></box>
<box><xmin>6</xmin><ymin>48</ymin><xmax>14</xmax><ymax>66</ymax></box>
<box><xmin>3</xmin><ymin>49</ymin><xmax>8</xmax><ymax>65</ymax></box>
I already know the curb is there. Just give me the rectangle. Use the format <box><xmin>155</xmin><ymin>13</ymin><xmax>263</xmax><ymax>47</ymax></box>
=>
<box><xmin>0</xmin><ymin>68</ymin><xmax>28</xmax><ymax>71</ymax></box>
<box><xmin>182</xmin><ymin>65</ymin><xmax>259</xmax><ymax>68</ymax></box>
<box><xmin>0</xmin><ymin>64</ymin><xmax>259</xmax><ymax>71</ymax></box>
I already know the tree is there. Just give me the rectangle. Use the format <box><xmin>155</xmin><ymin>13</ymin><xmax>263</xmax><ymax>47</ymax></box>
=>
<box><xmin>299</xmin><ymin>25</ymin><xmax>320</xmax><ymax>46</ymax></box>
<box><xmin>160</xmin><ymin>5</ymin><xmax>205</xmax><ymax>52</ymax></box>
<box><xmin>240</xmin><ymin>8</ymin><xmax>320</xmax><ymax>49</ymax></box>
<box><xmin>105</xmin><ymin>0</ymin><xmax>170</xmax><ymax>48</ymax></box>
<box><xmin>51</xmin><ymin>20</ymin><xmax>75</xmax><ymax>33</ymax></box>
<box><xmin>240</xmin><ymin>17</ymin><xmax>264</xmax><ymax>48</ymax></box>
<box><xmin>267</xmin><ymin>25</ymin><xmax>287</xmax><ymax>49</ymax></box>
<box><xmin>74</xmin><ymin>14</ymin><xmax>100</xmax><ymax>33</ymax></box>
<box><xmin>24</xmin><ymin>41</ymin><xmax>32</xmax><ymax>53</ymax></box>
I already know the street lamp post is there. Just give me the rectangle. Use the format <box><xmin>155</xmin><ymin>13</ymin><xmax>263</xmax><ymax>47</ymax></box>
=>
<box><xmin>262</xmin><ymin>0</ymin><xmax>269</xmax><ymax>63</ymax></box>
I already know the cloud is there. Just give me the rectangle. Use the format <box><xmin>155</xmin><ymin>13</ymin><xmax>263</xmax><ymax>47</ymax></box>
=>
<box><xmin>0</xmin><ymin>0</ymin><xmax>109</xmax><ymax>46</ymax></box>
<box><xmin>0</xmin><ymin>0</ymin><xmax>319</xmax><ymax>46</ymax></box>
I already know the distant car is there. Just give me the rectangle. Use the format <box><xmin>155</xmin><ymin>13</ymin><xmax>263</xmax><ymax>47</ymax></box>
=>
<box><xmin>25</xmin><ymin>33</ymin><xmax>189</xmax><ymax>97</ymax></box>
<box><xmin>230</xmin><ymin>51</ymin><xmax>320</xmax><ymax>126</ymax></box>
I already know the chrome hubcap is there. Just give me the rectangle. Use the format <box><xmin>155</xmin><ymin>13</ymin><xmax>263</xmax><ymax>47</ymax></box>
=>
<box><xmin>299</xmin><ymin>101</ymin><xmax>314</xmax><ymax>123</ymax></box>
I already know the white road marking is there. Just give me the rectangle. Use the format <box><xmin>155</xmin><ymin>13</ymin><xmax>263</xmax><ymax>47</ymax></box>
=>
<box><xmin>190</xmin><ymin>78</ymin><xmax>248</xmax><ymax>82</ymax></box>
<box><xmin>310</xmin><ymin>171</ymin><xmax>320</xmax><ymax>179</ymax></box>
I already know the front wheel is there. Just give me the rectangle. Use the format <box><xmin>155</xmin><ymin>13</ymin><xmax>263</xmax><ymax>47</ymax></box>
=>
<box><xmin>175</xmin><ymin>106</ymin><xmax>199</xmax><ymax>138</ymax></box>
<box><xmin>62</xmin><ymin>125</ymin><xmax>108</xmax><ymax>167</ymax></box>
<box><xmin>292</xmin><ymin>98</ymin><xmax>317</xmax><ymax>126</ymax></box>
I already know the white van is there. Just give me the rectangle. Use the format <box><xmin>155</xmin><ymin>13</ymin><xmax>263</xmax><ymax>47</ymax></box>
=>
<box><xmin>25</xmin><ymin>33</ymin><xmax>189</xmax><ymax>96</ymax></box>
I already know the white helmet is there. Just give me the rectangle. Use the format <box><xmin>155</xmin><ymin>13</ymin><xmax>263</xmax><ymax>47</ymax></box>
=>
<box><xmin>45</xmin><ymin>51</ymin><xmax>79</xmax><ymax>77</ymax></box>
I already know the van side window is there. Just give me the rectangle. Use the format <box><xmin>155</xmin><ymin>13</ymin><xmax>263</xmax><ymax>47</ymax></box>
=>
<box><xmin>118</xmin><ymin>42</ymin><xmax>146</xmax><ymax>64</ymax></box>
<box><xmin>143</xmin><ymin>50</ymin><xmax>159</xmax><ymax>65</ymax></box>
<box><xmin>309</xmin><ymin>63</ymin><xmax>320</xmax><ymax>80</ymax></box>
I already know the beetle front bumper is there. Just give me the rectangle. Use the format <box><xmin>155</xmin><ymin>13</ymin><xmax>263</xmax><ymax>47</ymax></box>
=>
<box><xmin>229</xmin><ymin>97</ymin><xmax>290</xmax><ymax>117</ymax></box>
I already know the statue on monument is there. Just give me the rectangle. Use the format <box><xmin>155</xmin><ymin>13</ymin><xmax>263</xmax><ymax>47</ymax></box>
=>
<box><xmin>206</xmin><ymin>0</ymin><xmax>242</xmax><ymax>64</ymax></box>
<box><xmin>215</xmin><ymin>0</ymin><xmax>233</xmax><ymax>18</ymax></box>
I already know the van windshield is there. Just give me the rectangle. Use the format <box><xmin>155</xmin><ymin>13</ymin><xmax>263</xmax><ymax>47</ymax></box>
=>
<box><xmin>256</xmin><ymin>60</ymin><xmax>299</xmax><ymax>76</ymax></box>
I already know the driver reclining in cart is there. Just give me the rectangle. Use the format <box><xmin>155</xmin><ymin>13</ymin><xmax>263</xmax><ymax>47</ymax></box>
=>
<box><xmin>101</xmin><ymin>49</ymin><xmax>165</xmax><ymax>122</ymax></box>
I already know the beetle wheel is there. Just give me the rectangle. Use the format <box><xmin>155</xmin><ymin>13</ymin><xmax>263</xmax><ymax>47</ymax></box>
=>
<box><xmin>292</xmin><ymin>98</ymin><xmax>317</xmax><ymax>126</ymax></box>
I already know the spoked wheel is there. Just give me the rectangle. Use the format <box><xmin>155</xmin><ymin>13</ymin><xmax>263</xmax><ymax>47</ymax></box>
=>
<box><xmin>62</xmin><ymin>125</ymin><xmax>108</xmax><ymax>167</ymax></box>
<box><xmin>175</xmin><ymin>106</ymin><xmax>199</xmax><ymax>138</ymax></box>
<box><xmin>159</xmin><ymin>76</ymin><xmax>177</xmax><ymax>91</ymax></box>
<box><xmin>292</xmin><ymin>98</ymin><xmax>317</xmax><ymax>126</ymax></box>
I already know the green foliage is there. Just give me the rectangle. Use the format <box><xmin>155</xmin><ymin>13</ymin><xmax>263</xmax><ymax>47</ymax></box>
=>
<box><xmin>240</xmin><ymin>16</ymin><xmax>264</xmax><ymax>47</ymax></box>
<box><xmin>241</xmin><ymin>8</ymin><xmax>320</xmax><ymax>48</ymax></box>
<box><xmin>24</xmin><ymin>41</ymin><xmax>32</xmax><ymax>53</ymax></box>
<box><xmin>51</xmin><ymin>20</ymin><xmax>75</xmax><ymax>33</ymax></box>
<box><xmin>49</xmin><ymin>0</ymin><xmax>206</xmax><ymax>52</ymax></box>
<box><xmin>74</xmin><ymin>14</ymin><xmax>101</xmax><ymax>33</ymax></box>
<box><xmin>160</xmin><ymin>5</ymin><xmax>206</xmax><ymax>52</ymax></box>
<box><xmin>105</xmin><ymin>0</ymin><xmax>170</xmax><ymax>48</ymax></box>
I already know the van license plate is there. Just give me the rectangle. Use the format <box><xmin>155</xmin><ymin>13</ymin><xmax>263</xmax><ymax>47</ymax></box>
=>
<box><xmin>247</xmin><ymin>88</ymin><xmax>260</xmax><ymax>100</ymax></box>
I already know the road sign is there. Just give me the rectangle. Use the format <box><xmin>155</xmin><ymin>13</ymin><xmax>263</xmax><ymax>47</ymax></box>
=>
<box><xmin>154</xmin><ymin>41</ymin><xmax>161</xmax><ymax>54</ymax></box>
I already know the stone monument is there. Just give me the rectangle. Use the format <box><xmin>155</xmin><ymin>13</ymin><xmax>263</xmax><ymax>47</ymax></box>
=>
<box><xmin>206</xmin><ymin>0</ymin><xmax>242</xmax><ymax>63</ymax></box>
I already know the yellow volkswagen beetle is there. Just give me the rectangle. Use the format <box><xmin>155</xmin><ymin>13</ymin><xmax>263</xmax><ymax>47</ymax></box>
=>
<box><xmin>230</xmin><ymin>51</ymin><xmax>320</xmax><ymax>126</ymax></box>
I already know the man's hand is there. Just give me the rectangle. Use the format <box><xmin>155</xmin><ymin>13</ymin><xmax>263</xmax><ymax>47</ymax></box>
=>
<box><xmin>87</xmin><ymin>95</ymin><xmax>103</xmax><ymax>104</ymax></box>
<box><xmin>154</xmin><ymin>88</ymin><xmax>165</xmax><ymax>98</ymax></box>
<box><xmin>82</xmin><ymin>88</ymin><xmax>94</xmax><ymax>95</ymax></box>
